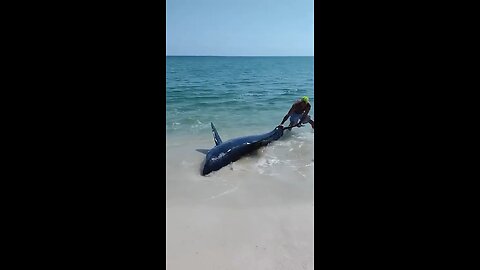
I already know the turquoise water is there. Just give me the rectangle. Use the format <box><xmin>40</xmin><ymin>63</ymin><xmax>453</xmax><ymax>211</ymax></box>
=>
<box><xmin>166</xmin><ymin>56</ymin><xmax>314</xmax><ymax>138</ymax></box>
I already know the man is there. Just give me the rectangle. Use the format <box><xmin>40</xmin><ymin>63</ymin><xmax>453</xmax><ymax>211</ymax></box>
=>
<box><xmin>279</xmin><ymin>96</ymin><xmax>314</xmax><ymax>129</ymax></box>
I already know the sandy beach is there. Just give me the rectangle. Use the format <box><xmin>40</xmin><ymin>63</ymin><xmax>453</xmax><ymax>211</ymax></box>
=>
<box><xmin>167</xmin><ymin>128</ymin><xmax>314</xmax><ymax>270</ymax></box>
<box><xmin>166</xmin><ymin>0</ymin><xmax>315</xmax><ymax>265</ymax></box>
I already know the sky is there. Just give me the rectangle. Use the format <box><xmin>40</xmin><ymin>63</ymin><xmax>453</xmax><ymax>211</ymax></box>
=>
<box><xmin>166</xmin><ymin>0</ymin><xmax>314</xmax><ymax>56</ymax></box>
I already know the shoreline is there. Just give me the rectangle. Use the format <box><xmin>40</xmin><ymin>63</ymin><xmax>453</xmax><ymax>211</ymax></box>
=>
<box><xmin>167</xmin><ymin>128</ymin><xmax>313</xmax><ymax>270</ymax></box>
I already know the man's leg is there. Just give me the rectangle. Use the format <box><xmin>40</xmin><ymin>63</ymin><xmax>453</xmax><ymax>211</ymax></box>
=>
<box><xmin>288</xmin><ymin>114</ymin><xmax>300</xmax><ymax>128</ymax></box>
<box><xmin>309</xmin><ymin>119</ymin><xmax>314</xmax><ymax>128</ymax></box>
<box><xmin>300</xmin><ymin>115</ymin><xmax>313</xmax><ymax>128</ymax></box>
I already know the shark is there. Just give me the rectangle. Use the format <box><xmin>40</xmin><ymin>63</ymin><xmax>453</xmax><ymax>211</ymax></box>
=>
<box><xmin>198</xmin><ymin>122</ymin><xmax>287</xmax><ymax>175</ymax></box>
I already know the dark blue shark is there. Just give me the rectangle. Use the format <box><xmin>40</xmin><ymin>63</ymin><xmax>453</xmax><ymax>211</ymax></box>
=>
<box><xmin>199</xmin><ymin>122</ymin><xmax>285</xmax><ymax>175</ymax></box>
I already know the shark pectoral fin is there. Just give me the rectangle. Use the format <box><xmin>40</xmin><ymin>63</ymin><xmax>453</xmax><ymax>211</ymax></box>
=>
<box><xmin>249</xmin><ymin>140</ymin><xmax>265</xmax><ymax>148</ymax></box>
<box><xmin>259</xmin><ymin>140</ymin><xmax>269</xmax><ymax>146</ymax></box>
<box><xmin>195</xmin><ymin>149</ymin><xmax>210</xmax><ymax>154</ymax></box>
<box><xmin>211</xmin><ymin>122</ymin><xmax>223</xmax><ymax>146</ymax></box>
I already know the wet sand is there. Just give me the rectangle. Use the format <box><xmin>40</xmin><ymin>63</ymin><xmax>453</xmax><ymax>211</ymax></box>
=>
<box><xmin>167</xmin><ymin>129</ymin><xmax>314</xmax><ymax>270</ymax></box>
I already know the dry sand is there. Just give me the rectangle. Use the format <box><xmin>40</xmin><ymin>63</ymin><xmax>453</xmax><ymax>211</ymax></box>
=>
<box><xmin>167</xmin><ymin>129</ymin><xmax>314</xmax><ymax>270</ymax></box>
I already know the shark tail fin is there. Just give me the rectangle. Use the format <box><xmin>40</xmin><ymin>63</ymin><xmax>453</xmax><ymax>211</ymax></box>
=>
<box><xmin>211</xmin><ymin>122</ymin><xmax>223</xmax><ymax>145</ymax></box>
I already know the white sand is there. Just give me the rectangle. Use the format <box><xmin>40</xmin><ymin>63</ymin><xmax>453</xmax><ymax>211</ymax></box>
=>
<box><xmin>167</xmin><ymin>129</ymin><xmax>314</xmax><ymax>270</ymax></box>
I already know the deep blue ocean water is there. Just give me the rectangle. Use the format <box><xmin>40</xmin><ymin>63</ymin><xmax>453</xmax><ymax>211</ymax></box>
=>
<box><xmin>166</xmin><ymin>56</ymin><xmax>314</xmax><ymax>138</ymax></box>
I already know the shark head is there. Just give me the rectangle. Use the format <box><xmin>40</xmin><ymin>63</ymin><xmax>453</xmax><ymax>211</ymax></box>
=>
<box><xmin>202</xmin><ymin>146</ymin><xmax>231</xmax><ymax>176</ymax></box>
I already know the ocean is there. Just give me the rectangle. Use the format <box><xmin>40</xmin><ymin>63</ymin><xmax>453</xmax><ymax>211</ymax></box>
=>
<box><xmin>166</xmin><ymin>56</ymin><xmax>314</xmax><ymax>270</ymax></box>
<box><xmin>166</xmin><ymin>56</ymin><xmax>314</xmax><ymax>137</ymax></box>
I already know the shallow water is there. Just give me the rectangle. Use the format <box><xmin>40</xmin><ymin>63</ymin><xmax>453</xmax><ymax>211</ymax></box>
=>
<box><xmin>166</xmin><ymin>56</ymin><xmax>314</xmax><ymax>136</ymax></box>
<box><xmin>166</xmin><ymin>56</ymin><xmax>314</xmax><ymax>270</ymax></box>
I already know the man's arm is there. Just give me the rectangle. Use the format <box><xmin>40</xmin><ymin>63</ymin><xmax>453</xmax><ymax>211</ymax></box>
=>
<box><xmin>280</xmin><ymin>105</ymin><xmax>295</xmax><ymax>125</ymax></box>
<box><xmin>300</xmin><ymin>103</ymin><xmax>311</xmax><ymax>121</ymax></box>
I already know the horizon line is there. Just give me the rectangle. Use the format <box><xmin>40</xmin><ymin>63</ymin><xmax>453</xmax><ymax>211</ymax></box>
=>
<box><xmin>166</xmin><ymin>55</ymin><xmax>314</xmax><ymax>57</ymax></box>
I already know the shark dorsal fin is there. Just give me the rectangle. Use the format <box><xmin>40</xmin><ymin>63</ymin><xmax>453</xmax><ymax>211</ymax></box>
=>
<box><xmin>211</xmin><ymin>122</ymin><xmax>223</xmax><ymax>145</ymax></box>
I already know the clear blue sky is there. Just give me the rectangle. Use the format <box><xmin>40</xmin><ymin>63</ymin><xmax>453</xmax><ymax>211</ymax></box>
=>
<box><xmin>166</xmin><ymin>0</ymin><xmax>314</xmax><ymax>56</ymax></box>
